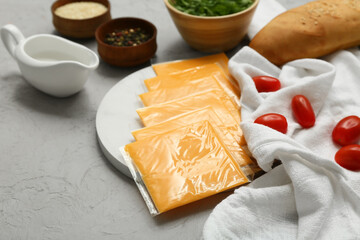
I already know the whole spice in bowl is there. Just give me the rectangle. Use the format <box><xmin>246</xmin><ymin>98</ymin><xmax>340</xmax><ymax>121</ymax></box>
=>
<box><xmin>95</xmin><ymin>17</ymin><xmax>157</xmax><ymax>67</ymax></box>
<box><xmin>104</xmin><ymin>28</ymin><xmax>151</xmax><ymax>47</ymax></box>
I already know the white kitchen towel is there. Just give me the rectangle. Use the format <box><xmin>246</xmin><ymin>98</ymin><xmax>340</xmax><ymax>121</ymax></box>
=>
<box><xmin>202</xmin><ymin>0</ymin><xmax>360</xmax><ymax>239</ymax></box>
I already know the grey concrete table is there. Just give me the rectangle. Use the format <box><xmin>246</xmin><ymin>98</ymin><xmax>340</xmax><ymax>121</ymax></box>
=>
<box><xmin>0</xmin><ymin>0</ymin><xmax>310</xmax><ymax>239</ymax></box>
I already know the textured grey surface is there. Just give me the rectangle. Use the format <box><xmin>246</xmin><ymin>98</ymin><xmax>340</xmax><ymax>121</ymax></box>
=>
<box><xmin>0</xmin><ymin>0</ymin><xmax>305</xmax><ymax>239</ymax></box>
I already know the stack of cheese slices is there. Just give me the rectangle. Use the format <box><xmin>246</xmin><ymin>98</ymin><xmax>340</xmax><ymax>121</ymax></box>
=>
<box><xmin>121</xmin><ymin>53</ymin><xmax>261</xmax><ymax>215</ymax></box>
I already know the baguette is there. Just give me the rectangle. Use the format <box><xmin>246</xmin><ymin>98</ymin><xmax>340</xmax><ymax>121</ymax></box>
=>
<box><xmin>249</xmin><ymin>0</ymin><xmax>360</xmax><ymax>66</ymax></box>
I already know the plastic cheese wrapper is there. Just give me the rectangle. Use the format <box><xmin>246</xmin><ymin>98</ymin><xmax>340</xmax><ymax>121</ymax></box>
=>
<box><xmin>136</xmin><ymin>89</ymin><xmax>246</xmax><ymax>145</ymax></box>
<box><xmin>145</xmin><ymin>63</ymin><xmax>240</xmax><ymax>106</ymax></box>
<box><xmin>152</xmin><ymin>52</ymin><xmax>230</xmax><ymax>77</ymax></box>
<box><xmin>132</xmin><ymin>106</ymin><xmax>257</xmax><ymax>178</ymax></box>
<box><xmin>139</xmin><ymin>75</ymin><xmax>222</xmax><ymax>106</ymax></box>
<box><xmin>121</xmin><ymin>120</ymin><xmax>249</xmax><ymax>216</ymax></box>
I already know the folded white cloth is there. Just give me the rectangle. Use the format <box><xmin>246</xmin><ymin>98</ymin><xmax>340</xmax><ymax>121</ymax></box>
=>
<box><xmin>202</xmin><ymin>1</ymin><xmax>360</xmax><ymax>239</ymax></box>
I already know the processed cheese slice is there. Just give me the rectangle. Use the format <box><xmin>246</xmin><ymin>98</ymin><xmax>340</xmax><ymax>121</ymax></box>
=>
<box><xmin>124</xmin><ymin>120</ymin><xmax>249</xmax><ymax>214</ymax></box>
<box><xmin>152</xmin><ymin>52</ymin><xmax>231</xmax><ymax>77</ymax></box>
<box><xmin>132</xmin><ymin>106</ymin><xmax>255</xmax><ymax>172</ymax></box>
<box><xmin>136</xmin><ymin>89</ymin><xmax>245</xmax><ymax>145</ymax></box>
<box><xmin>145</xmin><ymin>63</ymin><xmax>240</xmax><ymax>105</ymax></box>
<box><xmin>139</xmin><ymin>76</ymin><xmax>222</xmax><ymax>106</ymax></box>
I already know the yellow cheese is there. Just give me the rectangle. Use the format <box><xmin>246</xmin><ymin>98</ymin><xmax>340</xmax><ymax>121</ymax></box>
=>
<box><xmin>124</xmin><ymin>120</ymin><xmax>249</xmax><ymax>213</ymax></box>
<box><xmin>145</xmin><ymin>63</ymin><xmax>240</xmax><ymax>105</ymax></box>
<box><xmin>152</xmin><ymin>52</ymin><xmax>230</xmax><ymax>76</ymax></box>
<box><xmin>136</xmin><ymin>89</ymin><xmax>245</xmax><ymax>145</ymax></box>
<box><xmin>139</xmin><ymin>76</ymin><xmax>222</xmax><ymax>106</ymax></box>
<box><xmin>133</xmin><ymin>106</ymin><xmax>254</xmax><ymax>171</ymax></box>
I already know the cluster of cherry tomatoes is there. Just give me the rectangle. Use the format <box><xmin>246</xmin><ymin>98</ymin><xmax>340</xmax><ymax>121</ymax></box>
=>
<box><xmin>252</xmin><ymin>76</ymin><xmax>360</xmax><ymax>171</ymax></box>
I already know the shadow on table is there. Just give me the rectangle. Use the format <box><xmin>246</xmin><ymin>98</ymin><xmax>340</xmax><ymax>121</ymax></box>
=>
<box><xmin>226</xmin><ymin>36</ymin><xmax>251</xmax><ymax>58</ymax></box>
<box><xmin>154</xmin><ymin>190</ymin><xmax>233</xmax><ymax>224</ymax></box>
<box><xmin>95</xmin><ymin>138</ymin><xmax>135</xmax><ymax>186</ymax></box>
<box><xmin>5</xmin><ymin>72</ymin><xmax>93</xmax><ymax>119</ymax></box>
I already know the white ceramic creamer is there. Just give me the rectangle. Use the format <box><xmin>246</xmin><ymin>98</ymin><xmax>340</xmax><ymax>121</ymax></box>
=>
<box><xmin>0</xmin><ymin>24</ymin><xmax>99</xmax><ymax>97</ymax></box>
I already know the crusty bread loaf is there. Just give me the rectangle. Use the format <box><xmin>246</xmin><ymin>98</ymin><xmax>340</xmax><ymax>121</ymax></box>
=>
<box><xmin>249</xmin><ymin>0</ymin><xmax>360</xmax><ymax>65</ymax></box>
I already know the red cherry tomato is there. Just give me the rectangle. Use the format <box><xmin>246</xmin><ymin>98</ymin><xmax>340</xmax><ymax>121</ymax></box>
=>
<box><xmin>335</xmin><ymin>144</ymin><xmax>360</xmax><ymax>171</ymax></box>
<box><xmin>252</xmin><ymin>76</ymin><xmax>281</xmax><ymax>92</ymax></box>
<box><xmin>291</xmin><ymin>95</ymin><xmax>315</xmax><ymax>128</ymax></box>
<box><xmin>254</xmin><ymin>113</ymin><xmax>288</xmax><ymax>134</ymax></box>
<box><xmin>332</xmin><ymin>115</ymin><xmax>360</xmax><ymax>146</ymax></box>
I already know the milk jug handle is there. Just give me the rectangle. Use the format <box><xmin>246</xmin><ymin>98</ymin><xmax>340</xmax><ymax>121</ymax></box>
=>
<box><xmin>1</xmin><ymin>24</ymin><xmax>25</xmax><ymax>58</ymax></box>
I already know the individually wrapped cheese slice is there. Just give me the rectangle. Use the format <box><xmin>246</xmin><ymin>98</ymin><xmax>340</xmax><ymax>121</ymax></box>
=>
<box><xmin>136</xmin><ymin>89</ymin><xmax>245</xmax><ymax>145</ymax></box>
<box><xmin>132</xmin><ymin>106</ymin><xmax>257</xmax><ymax>178</ymax></box>
<box><xmin>139</xmin><ymin>75</ymin><xmax>222</xmax><ymax>106</ymax></box>
<box><xmin>145</xmin><ymin>63</ymin><xmax>240</xmax><ymax>106</ymax></box>
<box><xmin>121</xmin><ymin>120</ymin><xmax>249</xmax><ymax>215</ymax></box>
<box><xmin>152</xmin><ymin>52</ymin><xmax>231</xmax><ymax>77</ymax></box>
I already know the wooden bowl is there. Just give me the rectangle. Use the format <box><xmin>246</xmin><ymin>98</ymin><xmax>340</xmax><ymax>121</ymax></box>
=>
<box><xmin>51</xmin><ymin>0</ymin><xmax>111</xmax><ymax>38</ymax></box>
<box><xmin>95</xmin><ymin>18</ymin><xmax>157</xmax><ymax>67</ymax></box>
<box><xmin>164</xmin><ymin>0</ymin><xmax>259</xmax><ymax>52</ymax></box>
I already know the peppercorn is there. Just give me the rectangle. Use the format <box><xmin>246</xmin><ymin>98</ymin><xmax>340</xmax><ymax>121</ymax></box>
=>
<box><xmin>104</xmin><ymin>27</ymin><xmax>151</xmax><ymax>47</ymax></box>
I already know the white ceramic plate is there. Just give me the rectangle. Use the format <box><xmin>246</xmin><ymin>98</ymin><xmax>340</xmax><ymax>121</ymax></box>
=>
<box><xmin>96</xmin><ymin>67</ymin><xmax>156</xmax><ymax>177</ymax></box>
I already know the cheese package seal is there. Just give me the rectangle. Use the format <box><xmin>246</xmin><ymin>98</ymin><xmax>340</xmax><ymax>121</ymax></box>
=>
<box><xmin>132</xmin><ymin>106</ymin><xmax>258</xmax><ymax>178</ymax></box>
<box><xmin>121</xmin><ymin>120</ymin><xmax>249</xmax><ymax>215</ymax></box>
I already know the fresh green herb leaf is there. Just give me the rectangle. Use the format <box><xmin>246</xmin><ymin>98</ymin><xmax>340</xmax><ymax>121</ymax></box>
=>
<box><xmin>170</xmin><ymin>0</ymin><xmax>254</xmax><ymax>17</ymax></box>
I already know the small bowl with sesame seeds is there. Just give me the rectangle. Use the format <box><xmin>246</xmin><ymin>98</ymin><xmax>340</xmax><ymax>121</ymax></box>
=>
<box><xmin>95</xmin><ymin>17</ymin><xmax>157</xmax><ymax>67</ymax></box>
<box><xmin>51</xmin><ymin>0</ymin><xmax>111</xmax><ymax>38</ymax></box>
